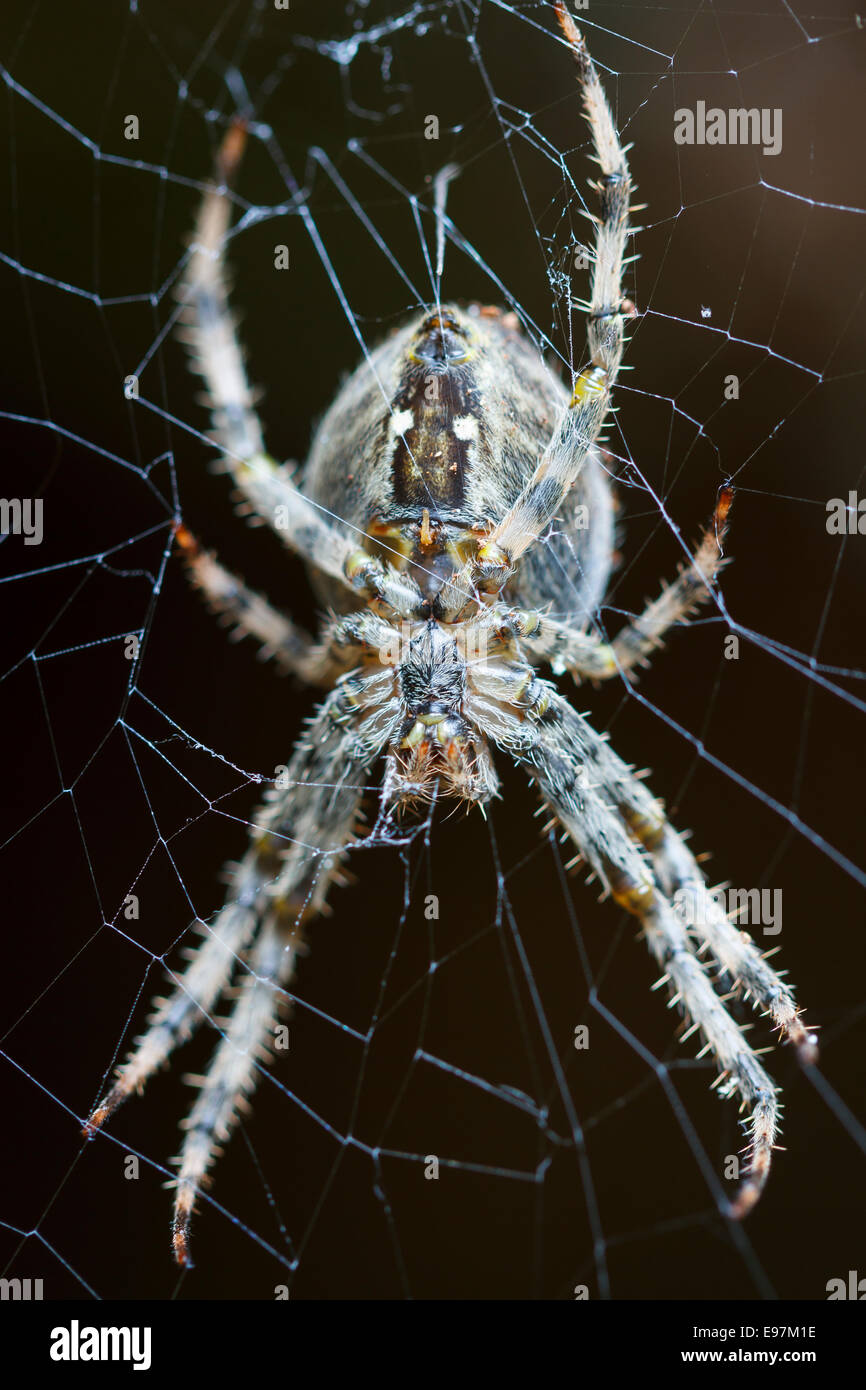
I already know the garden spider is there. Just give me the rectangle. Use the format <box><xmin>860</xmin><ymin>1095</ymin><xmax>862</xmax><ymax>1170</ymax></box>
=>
<box><xmin>85</xmin><ymin>2</ymin><xmax>816</xmax><ymax>1266</ymax></box>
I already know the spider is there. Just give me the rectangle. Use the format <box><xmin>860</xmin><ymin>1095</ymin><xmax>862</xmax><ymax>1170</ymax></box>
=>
<box><xmin>85</xmin><ymin>2</ymin><xmax>816</xmax><ymax>1267</ymax></box>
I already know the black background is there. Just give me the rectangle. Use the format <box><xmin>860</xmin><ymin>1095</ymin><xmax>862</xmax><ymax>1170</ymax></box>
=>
<box><xmin>0</xmin><ymin>0</ymin><xmax>864</xmax><ymax>1302</ymax></box>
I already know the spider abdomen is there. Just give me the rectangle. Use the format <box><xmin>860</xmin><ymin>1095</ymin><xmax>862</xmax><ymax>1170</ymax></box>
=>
<box><xmin>302</xmin><ymin>302</ymin><xmax>614</xmax><ymax>618</ymax></box>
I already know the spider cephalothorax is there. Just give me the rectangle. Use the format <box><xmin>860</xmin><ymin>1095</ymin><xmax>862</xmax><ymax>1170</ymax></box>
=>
<box><xmin>393</xmin><ymin>620</ymin><xmax>482</xmax><ymax>802</ymax></box>
<box><xmin>85</xmin><ymin>2</ymin><xmax>816</xmax><ymax>1268</ymax></box>
<box><xmin>372</xmin><ymin>609</ymin><xmax>551</xmax><ymax>808</ymax></box>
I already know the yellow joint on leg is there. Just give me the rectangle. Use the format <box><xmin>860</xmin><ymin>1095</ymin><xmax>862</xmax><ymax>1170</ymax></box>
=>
<box><xmin>401</xmin><ymin>720</ymin><xmax>427</xmax><ymax>749</ymax></box>
<box><xmin>345</xmin><ymin>549</ymin><xmax>371</xmax><ymax>582</ymax></box>
<box><xmin>515</xmin><ymin>609</ymin><xmax>541</xmax><ymax>636</ymax></box>
<box><xmin>505</xmin><ymin>670</ymin><xmax>533</xmax><ymax>705</ymax></box>
<box><xmin>476</xmin><ymin>539</ymin><xmax>509</xmax><ymax>568</ymax></box>
<box><xmin>571</xmin><ymin>364</ymin><xmax>608</xmax><ymax>408</ymax></box>
<box><xmin>628</xmin><ymin>809</ymin><xmax>665</xmax><ymax>851</ymax></box>
<box><xmin>611</xmin><ymin>875</ymin><xmax>655</xmax><ymax>915</ymax></box>
<box><xmin>592</xmin><ymin>643</ymin><xmax>618</xmax><ymax>678</ymax></box>
<box><xmin>535</xmin><ymin>693</ymin><xmax>550</xmax><ymax>719</ymax></box>
<box><xmin>527</xmin><ymin>687</ymin><xmax>550</xmax><ymax>721</ymax></box>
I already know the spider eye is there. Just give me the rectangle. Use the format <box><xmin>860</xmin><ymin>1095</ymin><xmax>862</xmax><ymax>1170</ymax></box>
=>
<box><xmin>410</xmin><ymin>310</ymin><xmax>472</xmax><ymax>365</ymax></box>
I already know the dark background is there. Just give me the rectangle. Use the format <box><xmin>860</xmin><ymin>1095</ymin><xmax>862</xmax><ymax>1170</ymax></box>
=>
<box><xmin>0</xmin><ymin>0</ymin><xmax>864</xmax><ymax>1301</ymax></box>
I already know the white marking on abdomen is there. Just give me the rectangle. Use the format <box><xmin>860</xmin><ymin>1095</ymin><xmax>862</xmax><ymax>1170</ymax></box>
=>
<box><xmin>453</xmin><ymin>415</ymin><xmax>478</xmax><ymax>441</ymax></box>
<box><xmin>390</xmin><ymin>408</ymin><xmax>414</xmax><ymax>436</ymax></box>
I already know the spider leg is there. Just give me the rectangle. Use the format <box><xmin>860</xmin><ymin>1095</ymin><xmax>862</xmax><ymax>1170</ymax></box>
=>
<box><xmin>178</xmin><ymin>122</ymin><xmax>423</xmax><ymax>620</ymax></box>
<box><xmin>174</xmin><ymin>524</ymin><xmax>334</xmax><ymax>685</ymax></box>
<box><xmin>171</xmin><ymin>669</ymin><xmax>400</xmax><ymax>1264</ymax></box>
<box><xmin>83</xmin><ymin>858</ymin><xmax>267</xmax><ymax>1136</ymax></box>
<box><xmin>86</xmin><ymin>669</ymin><xmax>400</xmax><ymax>1264</ymax></box>
<box><xmin>471</xmin><ymin>675</ymin><xmax>799</xmax><ymax>1216</ymax></box>
<box><xmin>615</xmin><ymin>781</ymin><xmax>818</xmax><ymax>1064</ymax></box>
<box><xmin>452</xmin><ymin>5</ymin><xmax>632</xmax><ymax>603</ymax></box>
<box><xmin>518</xmin><ymin>485</ymin><xmax>733</xmax><ymax>682</ymax></box>
<box><xmin>531</xmin><ymin>673</ymin><xmax>818</xmax><ymax>1066</ymax></box>
<box><xmin>178</xmin><ymin>124</ymin><xmax>331</xmax><ymax>562</ymax></box>
<box><xmin>175</xmin><ymin>524</ymin><xmax>407</xmax><ymax>689</ymax></box>
<box><xmin>171</xmin><ymin>913</ymin><xmax>296</xmax><ymax>1266</ymax></box>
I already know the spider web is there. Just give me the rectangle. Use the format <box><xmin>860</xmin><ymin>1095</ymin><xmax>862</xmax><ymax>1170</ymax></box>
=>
<box><xmin>1</xmin><ymin>0</ymin><xmax>864</xmax><ymax>1301</ymax></box>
